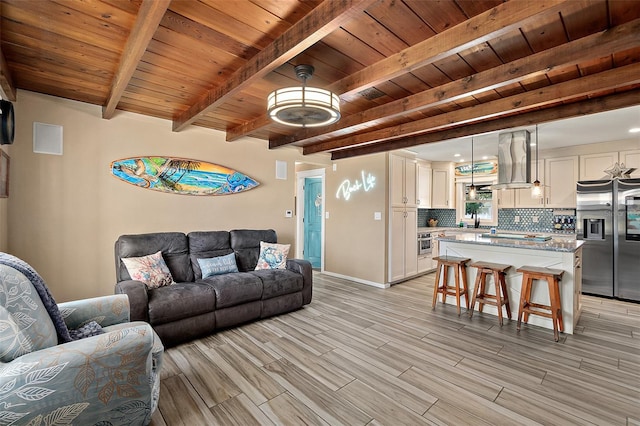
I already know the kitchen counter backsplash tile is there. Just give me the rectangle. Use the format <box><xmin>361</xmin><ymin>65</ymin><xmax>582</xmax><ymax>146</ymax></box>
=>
<box><xmin>498</xmin><ymin>208</ymin><xmax>576</xmax><ymax>234</ymax></box>
<box><xmin>419</xmin><ymin>208</ymin><xmax>456</xmax><ymax>227</ymax></box>
<box><xmin>420</xmin><ymin>208</ymin><xmax>575</xmax><ymax>234</ymax></box>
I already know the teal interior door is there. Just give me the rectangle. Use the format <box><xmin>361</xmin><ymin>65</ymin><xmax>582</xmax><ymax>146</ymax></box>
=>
<box><xmin>304</xmin><ymin>177</ymin><xmax>322</xmax><ymax>268</ymax></box>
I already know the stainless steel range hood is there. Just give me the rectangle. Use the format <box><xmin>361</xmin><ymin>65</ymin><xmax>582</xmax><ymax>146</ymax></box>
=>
<box><xmin>490</xmin><ymin>130</ymin><xmax>532</xmax><ymax>190</ymax></box>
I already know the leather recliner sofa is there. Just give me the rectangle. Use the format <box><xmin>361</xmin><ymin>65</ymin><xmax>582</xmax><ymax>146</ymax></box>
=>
<box><xmin>114</xmin><ymin>229</ymin><xmax>312</xmax><ymax>347</ymax></box>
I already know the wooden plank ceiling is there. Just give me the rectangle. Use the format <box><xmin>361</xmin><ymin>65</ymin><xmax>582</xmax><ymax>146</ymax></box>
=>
<box><xmin>1</xmin><ymin>0</ymin><xmax>639</xmax><ymax>159</ymax></box>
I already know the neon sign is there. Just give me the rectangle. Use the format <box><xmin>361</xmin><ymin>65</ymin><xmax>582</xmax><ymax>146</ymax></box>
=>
<box><xmin>336</xmin><ymin>171</ymin><xmax>376</xmax><ymax>200</ymax></box>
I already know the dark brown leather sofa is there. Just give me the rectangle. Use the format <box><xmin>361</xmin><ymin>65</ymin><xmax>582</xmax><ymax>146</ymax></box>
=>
<box><xmin>114</xmin><ymin>229</ymin><xmax>312</xmax><ymax>347</ymax></box>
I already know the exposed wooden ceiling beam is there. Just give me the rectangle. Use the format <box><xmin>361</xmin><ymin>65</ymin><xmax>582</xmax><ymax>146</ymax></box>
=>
<box><xmin>330</xmin><ymin>90</ymin><xmax>640</xmax><ymax>160</ymax></box>
<box><xmin>172</xmin><ymin>0</ymin><xmax>377</xmax><ymax>132</ymax></box>
<box><xmin>270</xmin><ymin>18</ymin><xmax>640</xmax><ymax>149</ymax></box>
<box><xmin>328</xmin><ymin>0</ymin><xmax>566</xmax><ymax>98</ymax></box>
<box><xmin>303</xmin><ymin>62</ymin><xmax>640</xmax><ymax>155</ymax></box>
<box><xmin>0</xmin><ymin>6</ymin><xmax>16</xmax><ymax>101</ymax></box>
<box><xmin>227</xmin><ymin>0</ymin><xmax>566</xmax><ymax>141</ymax></box>
<box><xmin>226</xmin><ymin>115</ymin><xmax>273</xmax><ymax>142</ymax></box>
<box><xmin>269</xmin><ymin>19</ymin><xmax>640</xmax><ymax>148</ymax></box>
<box><xmin>0</xmin><ymin>49</ymin><xmax>15</xmax><ymax>102</ymax></box>
<box><xmin>102</xmin><ymin>0</ymin><xmax>170</xmax><ymax>119</ymax></box>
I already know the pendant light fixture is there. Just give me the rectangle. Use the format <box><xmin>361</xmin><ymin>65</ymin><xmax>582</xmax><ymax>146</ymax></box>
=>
<box><xmin>469</xmin><ymin>137</ymin><xmax>477</xmax><ymax>200</ymax></box>
<box><xmin>531</xmin><ymin>125</ymin><xmax>542</xmax><ymax>198</ymax></box>
<box><xmin>267</xmin><ymin>64</ymin><xmax>341</xmax><ymax>128</ymax></box>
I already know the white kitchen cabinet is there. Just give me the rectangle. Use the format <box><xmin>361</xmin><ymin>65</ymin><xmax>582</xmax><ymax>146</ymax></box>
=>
<box><xmin>416</xmin><ymin>161</ymin><xmax>432</xmax><ymax>208</ymax></box>
<box><xmin>545</xmin><ymin>156</ymin><xmax>579</xmax><ymax>208</ymax></box>
<box><xmin>389</xmin><ymin>153</ymin><xmax>419</xmax><ymax>283</ymax></box>
<box><xmin>579</xmin><ymin>152</ymin><xmax>618</xmax><ymax>180</ymax></box>
<box><xmin>390</xmin><ymin>154</ymin><xmax>417</xmax><ymax>207</ymax></box>
<box><xmin>515</xmin><ymin>159</ymin><xmax>545</xmax><ymax>207</ymax></box>
<box><xmin>620</xmin><ymin>149</ymin><xmax>640</xmax><ymax>178</ymax></box>
<box><xmin>496</xmin><ymin>188</ymin><xmax>515</xmax><ymax>208</ymax></box>
<box><xmin>418</xmin><ymin>255</ymin><xmax>431</xmax><ymax>274</ymax></box>
<box><xmin>431</xmin><ymin>163</ymin><xmax>454</xmax><ymax>208</ymax></box>
<box><xmin>389</xmin><ymin>207</ymin><xmax>417</xmax><ymax>282</ymax></box>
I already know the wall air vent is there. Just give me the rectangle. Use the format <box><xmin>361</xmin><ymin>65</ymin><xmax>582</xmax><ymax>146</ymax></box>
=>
<box><xmin>358</xmin><ymin>87</ymin><xmax>385</xmax><ymax>101</ymax></box>
<box><xmin>33</xmin><ymin>122</ymin><xmax>63</xmax><ymax>155</ymax></box>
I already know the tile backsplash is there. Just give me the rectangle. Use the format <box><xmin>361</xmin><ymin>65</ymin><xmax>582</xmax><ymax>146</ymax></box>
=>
<box><xmin>418</xmin><ymin>209</ymin><xmax>456</xmax><ymax>227</ymax></box>
<box><xmin>419</xmin><ymin>208</ymin><xmax>576</xmax><ymax>234</ymax></box>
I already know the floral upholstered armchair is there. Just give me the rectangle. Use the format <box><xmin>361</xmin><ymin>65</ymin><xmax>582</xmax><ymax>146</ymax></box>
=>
<box><xmin>0</xmin><ymin>253</ymin><xmax>163</xmax><ymax>425</ymax></box>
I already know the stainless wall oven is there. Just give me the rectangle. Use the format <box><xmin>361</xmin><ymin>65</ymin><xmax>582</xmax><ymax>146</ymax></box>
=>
<box><xmin>418</xmin><ymin>232</ymin><xmax>432</xmax><ymax>255</ymax></box>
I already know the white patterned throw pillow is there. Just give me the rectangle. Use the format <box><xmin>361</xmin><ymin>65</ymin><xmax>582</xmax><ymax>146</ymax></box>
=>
<box><xmin>198</xmin><ymin>253</ymin><xmax>239</xmax><ymax>278</ymax></box>
<box><xmin>255</xmin><ymin>242</ymin><xmax>290</xmax><ymax>270</ymax></box>
<box><xmin>122</xmin><ymin>251</ymin><xmax>175</xmax><ymax>289</ymax></box>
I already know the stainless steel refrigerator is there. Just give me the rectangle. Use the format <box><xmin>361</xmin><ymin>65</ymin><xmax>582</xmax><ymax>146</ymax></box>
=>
<box><xmin>576</xmin><ymin>178</ymin><xmax>640</xmax><ymax>301</ymax></box>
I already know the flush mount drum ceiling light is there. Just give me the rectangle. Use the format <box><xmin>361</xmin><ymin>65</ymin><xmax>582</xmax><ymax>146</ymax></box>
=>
<box><xmin>267</xmin><ymin>64</ymin><xmax>341</xmax><ymax>128</ymax></box>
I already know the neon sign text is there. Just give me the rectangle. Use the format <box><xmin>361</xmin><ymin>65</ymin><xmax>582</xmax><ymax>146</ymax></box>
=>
<box><xmin>336</xmin><ymin>171</ymin><xmax>376</xmax><ymax>200</ymax></box>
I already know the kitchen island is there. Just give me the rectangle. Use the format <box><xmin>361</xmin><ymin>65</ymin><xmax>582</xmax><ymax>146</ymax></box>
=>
<box><xmin>436</xmin><ymin>233</ymin><xmax>584</xmax><ymax>334</ymax></box>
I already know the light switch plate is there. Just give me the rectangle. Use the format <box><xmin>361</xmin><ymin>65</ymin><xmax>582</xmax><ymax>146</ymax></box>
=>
<box><xmin>285</xmin><ymin>210</ymin><xmax>292</xmax><ymax>218</ymax></box>
<box><xmin>374</xmin><ymin>212</ymin><xmax>382</xmax><ymax>220</ymax></box>
<box><xmin>325</xmin><ymin>211</ymin><xmax>330</xmax><ymax>219</ymax></box>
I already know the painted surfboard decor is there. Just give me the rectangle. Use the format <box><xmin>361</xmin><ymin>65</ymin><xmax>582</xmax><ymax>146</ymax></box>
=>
<box><xmin>110</xmin><ymin>156</ymin><xmax>260</xmax><ymax>196</ymax></box>
<box><xmin>454</xmin><ymin>161</ymin><xmax>498</xmax><ymax>176</ymax></box>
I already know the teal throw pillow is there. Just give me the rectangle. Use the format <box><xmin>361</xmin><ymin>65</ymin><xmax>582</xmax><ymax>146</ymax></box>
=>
<box><xmin>198</xmin><ymin>253</ymin><xmax>239</xmax><ymax>278</ymax></box>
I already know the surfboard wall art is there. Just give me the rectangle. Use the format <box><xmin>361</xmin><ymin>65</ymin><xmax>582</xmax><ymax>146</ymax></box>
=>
<box><xmin>110</xmin><ymin>157</ymin><xmax>260</xmax><ymax>196</ymax></box>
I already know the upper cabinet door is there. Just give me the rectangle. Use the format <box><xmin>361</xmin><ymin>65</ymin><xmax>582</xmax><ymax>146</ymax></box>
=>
<box><xmin>496</xmin><ymin>188</ymin><xmax>515</xmax><ymax>209</ymax></box>
<box><xmin>620</xmin><ymin>150</ymin><xmax>640</xmax><ymax>178</ymax></box>
<box><xmin>416</xmin><ymin>162</ymin><xmax>432</xmax><ymax>208</ymax></box>
<box><xmin>579</xmin><ymin>152</ymin><xmax>619</xmax><ymax>181</ymax></box>
<box><xmin>405</xmin><ymin>160</ymin><xmax>417</xmax><ymax>207</ymax></box>
<box><xmin>515</xmin><ymin>159</ymin><xmax>545</xmax><ymax>208</ymax></box>
<box><xmin>389</xmin><ymin>154</ymin><xmax>417</xmax><ymax>207</ymax></box>
<box><xmin>545</xmin><ymin>156</ymin><xmax>579</xmax><ymax>208</ymax></box>
<box><xmin>431</xmin><ymin>168</ymin><xmax>451</xmax><ymax>208</ymax></box>
<box><xmin>390</xmin><ymin>154</ymin><xmax>406</xmax><ymax>207</ymax></box>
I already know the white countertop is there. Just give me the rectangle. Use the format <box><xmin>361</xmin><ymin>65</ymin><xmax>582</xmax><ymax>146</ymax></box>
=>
<box><xmin>436</xmin><ymin>232</ymin><xmax>583</xmax><ymax>252</ymax></box>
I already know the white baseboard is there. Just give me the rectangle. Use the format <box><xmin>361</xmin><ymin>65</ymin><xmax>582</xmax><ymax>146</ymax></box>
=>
<box><xmin>320</xmin><ymin>271</ymin><xmax>390</xmax><ymax>288</ymax></box>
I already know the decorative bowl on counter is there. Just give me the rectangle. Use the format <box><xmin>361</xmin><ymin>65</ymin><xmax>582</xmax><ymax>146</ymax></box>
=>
<box><xmin>428</xmin><ymin>219</ymin><xmax>438</xmax><ymax>227</ymax></box>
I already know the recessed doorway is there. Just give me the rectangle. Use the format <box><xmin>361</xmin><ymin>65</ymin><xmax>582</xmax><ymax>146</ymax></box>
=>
<box><xmin>296</xmin><ymin>169</ymin><xmax>325</xmax><ymax>270</ymax></box>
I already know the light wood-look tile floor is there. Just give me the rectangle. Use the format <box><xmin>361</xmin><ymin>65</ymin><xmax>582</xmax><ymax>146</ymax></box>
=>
<box><xmin>150</xmin><ymin>272</ymin><xmax>640</xmax><ymax>425</ymax></box>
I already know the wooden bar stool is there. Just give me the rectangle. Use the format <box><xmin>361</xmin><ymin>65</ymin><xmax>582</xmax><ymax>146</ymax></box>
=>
<box><xmin>431</xmin><ymin>256</ymin><xmax>470</xmax><ymax>316</ymax></box>
<box><xmin>516</xmin><ymin>266</ymin><xmax>564</xmax><ymax>342</ymax></box>
<box><xmin>468</xmin><ymin>261</ymin><xmax>512</xmax><ymax>326</ymax></box>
